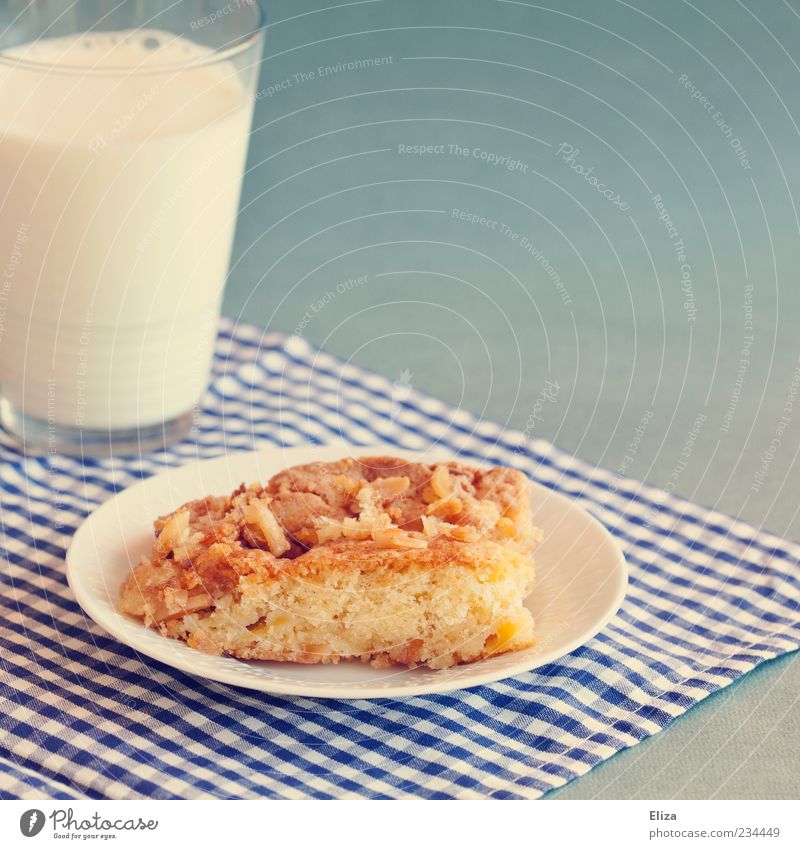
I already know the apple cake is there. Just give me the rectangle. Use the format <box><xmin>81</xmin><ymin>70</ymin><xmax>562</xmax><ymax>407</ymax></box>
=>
<box><xmin>118</xmin><ymin>455</ymin><xmax>541</xmax><ymax>669</ymax></box>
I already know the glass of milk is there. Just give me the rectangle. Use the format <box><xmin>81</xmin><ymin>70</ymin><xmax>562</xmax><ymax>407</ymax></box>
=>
<box><xmin>0</xmin><ymin>1</ymin><xmax>264</xmax><ymax>455</ymax></box>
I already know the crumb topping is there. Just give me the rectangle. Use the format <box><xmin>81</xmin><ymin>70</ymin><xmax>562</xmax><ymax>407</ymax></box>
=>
<box><xmin>127</xmin><ymin>455</ymin><xmax>539</xmax><ymax>625</ymax></box>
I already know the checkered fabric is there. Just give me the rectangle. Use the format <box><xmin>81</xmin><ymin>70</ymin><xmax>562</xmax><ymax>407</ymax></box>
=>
<box><xmin>1</xmin><ymin>317</ymin><xmax>798</xmax><ymax>799</ymax></box>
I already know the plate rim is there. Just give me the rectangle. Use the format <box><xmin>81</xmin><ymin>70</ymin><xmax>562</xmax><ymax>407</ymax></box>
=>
<box><xmin>66</xmin><ymin>444</ymin><xmax>628</xmax><ymax>699</ymax></box>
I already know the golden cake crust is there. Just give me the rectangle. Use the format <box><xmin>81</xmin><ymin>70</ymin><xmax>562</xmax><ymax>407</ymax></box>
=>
<box><xmin>119</xmin><ymin>455</ymin><xmax>540</xmax><ymax>669</ymax></box>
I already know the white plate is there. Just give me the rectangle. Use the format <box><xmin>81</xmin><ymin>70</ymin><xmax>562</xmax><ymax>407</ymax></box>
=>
<box><xmin>66</xmin><ymin>443</ymin><xmax>627</xmax><ymax>699</ymax></box>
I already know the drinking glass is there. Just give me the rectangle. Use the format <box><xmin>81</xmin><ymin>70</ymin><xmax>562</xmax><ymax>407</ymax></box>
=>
<box><xmin>0</xmin><ymin>0</ymin><xmax>265</xmax><ymax>454</ymax></box>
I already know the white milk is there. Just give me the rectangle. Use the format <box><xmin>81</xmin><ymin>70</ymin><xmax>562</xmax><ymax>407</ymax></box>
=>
<box><xmin>0</xmin><ymin>30</ymin><xmax>254</xmax><ymax>430</ymax></box>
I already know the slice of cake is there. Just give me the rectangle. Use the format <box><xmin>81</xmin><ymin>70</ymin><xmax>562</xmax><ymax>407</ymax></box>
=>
<box><xmin>119</xmin><ymin>455</ymin><xmax>541</xmax><ymax>669</ymax></box>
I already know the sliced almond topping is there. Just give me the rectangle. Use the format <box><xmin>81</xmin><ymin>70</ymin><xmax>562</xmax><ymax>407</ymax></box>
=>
<box><xmin>447</xmin><ymin>525</ymin><xmax>481</xmax><ymax>543</ymax></box>
<box><xmin>368</xmin><ymin>513</ymin><xmax>393</xmax><ymax>533</ymax></box>
<box><xmin>173</xmin><ymin>539</ymin><xmax>203</xmax><ymax>562</ymax></box>
<box><xmin>341</xmin><ymin>516</ymin><xmax>372</xmax><ymax>539</ymax></box>
<box><xmin>421</xmin><ymin>484</ymin><xmax>438</xmax><ymax>504</ymax></box>
<box><xmin>355</xmin><ymin>484</ymin><xmax>384</xmax><ymax>525</ymax></box>
<box><xmin>371</xmin><ymin>475</ymin><xmax>411</xmax><ymax>499</ymax></box>
<box><xmin>243</xmin><ymin>500</ymin><xmax>290</xmax><ymax>556</ymax></box>
<box><xmin>315</xmin><ymin>516</ymin><xmax>344</xmax><ymax>543</ymax></box>
<box><xmin>421</xmin><ymin>515</ymin><xmax>456</xmax><ymax>538</ymax></box>
<box><xmin>430</xmin><ymin>465</ymin><xmax>453</xmax><ymax>499</ymax></box>
<box><xmin>422</xmin><ymin>515</ymin><xmax>479</xmax><ymax>542</ymax></box>
<box><xmin>318</xmin><ymin>508</ymin><xmax>397</xmax><ymax>542</ymax></box>
<box><xmin>421</xmin><ymin>515</ymin><xmax>442</xmax><ymax>537</ymax></box>
<box><xmin>368</xmin><ymin>514</ymin><xmax>397</xmax><ymax>543</ymax></box>
<box><xmin>163</xmin><ymin>586</ymin><xmax>188</xmax><ymax>611</ymax></box>
<box><xmin>333</xmin><ymin>475</ymin><xmax>360</xmax><ymax>495</ymax></box>
<box><xmin>371</xmin><ymin>528</ymin><xmax>428</xmax><ymax>549</ymax></box>
<box><xmin>156</xmin><ymin>509</ymin><xmax>202</xmax><ymax>561</ymax></box>
<box><xmin>426</xmin><ymin>495</ymin><xmax>463</xmax><ymax>518</ymax></box>
<box><xmin>156</xmin><ymin>509</ymin><xmax>188</xmax><ymax>551</ymax></box>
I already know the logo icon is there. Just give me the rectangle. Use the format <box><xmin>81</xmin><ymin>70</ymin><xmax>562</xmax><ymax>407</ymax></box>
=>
<box><xmin>391</xmin><ymin>369</ymin><xmax>413</xmax><ymax>420</ymax></box>
<box><xmin>20</xmin><ymin>809</ymin><xmax>45</xmax><ymax>837</ymax></box>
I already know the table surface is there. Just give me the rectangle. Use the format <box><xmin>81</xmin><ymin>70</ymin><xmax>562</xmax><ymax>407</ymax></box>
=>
<box><xmin>221</xmin><ymin>0</ymin><xmax>800</xmax><ymax>799</ymax></box>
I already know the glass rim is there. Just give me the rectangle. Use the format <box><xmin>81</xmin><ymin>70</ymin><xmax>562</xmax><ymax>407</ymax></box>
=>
<box><xmin>0</xmin><ymin>1</ymin><xmax>266</xmax><ymax>74</ymax></box>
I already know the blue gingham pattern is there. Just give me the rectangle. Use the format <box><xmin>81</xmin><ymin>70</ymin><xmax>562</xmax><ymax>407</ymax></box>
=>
<box><xmin>1</xmin><ymin>317</ymin><xmax>798</xmax><ymax>800</ymax></box>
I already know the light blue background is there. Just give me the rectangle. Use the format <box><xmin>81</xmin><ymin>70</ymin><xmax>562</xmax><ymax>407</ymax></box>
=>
<box><xmin>222</xmin><ymin>0</ymin><xmax>800</xmax><ymax>798</ymax></box>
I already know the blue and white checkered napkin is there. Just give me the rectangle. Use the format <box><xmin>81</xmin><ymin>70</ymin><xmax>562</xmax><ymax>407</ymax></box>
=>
<box><xmin>1</xmin><ymin>317</ymin><xmax>799</xmax><ymax>800</ymax></box>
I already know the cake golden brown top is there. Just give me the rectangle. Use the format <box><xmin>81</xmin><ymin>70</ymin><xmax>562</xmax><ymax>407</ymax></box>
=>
<box><xmin>123</xmin><ymin>456</ymin><xmax>539</xmax><ymax>626</ymax></box>
<box><xmin>264</xmin><ymin>455</ymin><xmax>534</xmax><ymax>550</ymax></box>
<box><xmin>153</xmin><ymin>456</ymin><xmax>536</xmax><ymax>555</ymax></box>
